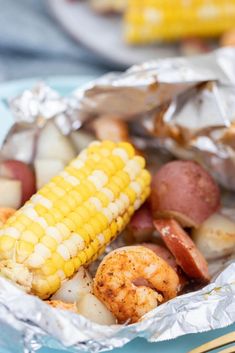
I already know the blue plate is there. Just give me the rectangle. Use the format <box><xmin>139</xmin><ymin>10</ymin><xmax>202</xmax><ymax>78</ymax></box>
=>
<box><xmin>0</xmin><ymin>76</ymin><xmax>234</xmax><ymax>353</ymax></box>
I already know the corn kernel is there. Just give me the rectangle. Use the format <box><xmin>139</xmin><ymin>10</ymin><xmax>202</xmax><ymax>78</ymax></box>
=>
<box><xmin>34</xmin><ymin>204</ymin><xmax>48</xmax><ymax>217</ymax></box>
<box><xmin>21</xmin><ymin>230</ymin><xmax>39</xmax><ymax>245</ymax></box>
<box><xmin>102</xmin><ymin>140</ymin><xmax>116</xmax><ymax>150</ymax></box>
<box><xmin>29</xmin><ymin>222</ymin><xmax>45</xmax><ymax>238</ymax></box>
<box><xmin>16</xmin><ymin>241</ymin><xmax>34</xmax><ymax>263</ymax></box>
<box><xmin>65</xmin><ymin>196</ymin><xmax>77</xmax><ymax>209</ymax></box>
<box><xmin>103</xmin><ymin>228</ymin><xmax>112</xmax><ymax>243</ymax></box>
<box><xmin>73</xmin><ymin>256</ymin><xmax>82</xmax><ymax>270</ymax></box>
<box><xmin>16</xmin><ymin>214</ymin><xmax>32</xmax><ymax>227</ymax></box>
<box><xmin>41</xmin><ymin>236</ymin><xmax>58</xmax><ymax>251</ymax></box>
<box><xmin>32</xmin><ymin>279</ymin><xmax>50</xmax><ymax>299</ymax></box>
<box><xmin>48</xmin><ymin>274</ymin><xmax>61</xmax><ymax>293</ymax></box>
<box><xmin>41</xmin><ymin>260</ymin><xmax>57</xmax><ymax>276</ymax></box>
<box><xmin>110</xmin><ymin>221</ymin><xmax>118</xmax><ymax>236</ymax></box>
<box><xmin>78</xmin><ymin>251</ymin><xmax>87</xmax><ymax>265</ymax></box>
<box><xmin>0</xmin><ymin>236</ymin><xmax>15</xmax><ymax>252</ymax></box>
<box><xmin>64</xmin><ymin>260</ymin><xmax>75</xmax><ymax>277</ymax></box>
<box><xmin>70</xmin><ymin>190</ymin><xmax>83</xmax><ymax>204</ymax></box>
<box><xmin>83</xmin><ymin>224</ymin><xmax>95</xmax><ymax>238</ymax></box>
<box><xmin>96</xmin><ymin>213</ymin><xmax>109</xmax><ymax>230</ymax></box>
<box><xmin>109</xmin><ymin>155</ymin><xmax>124</xmax><ymax>169</ymax></box>
<box><xmin>84</xmin><ymin>245</ymin><xmax>95</xmax><ymax>262</ymax></box>
<box><xmin>118</xmin><ymin>142</ymin><xmax>135</xmax><ymax>157</ymax></box>
<box><xmin>63</xmin><ymin>218</ymin><xmax>76</xmax><ymax>232</ymax></box>
<box><xmin>106</xmin><ymin>183</ymin><xmax>120</xmax><ymax>198</ymax></box>
<box><xmin>125</xmin><ymin>188</ymin><xmax>136</xmax><ymax>204</ymax></box>
<box><xmin>68</xmin><ymin>212</ymin><xmax>83</xmax><ymax>228</ymax></box>
<box><xmin>96</xmin><ymin>192</ymin><xmax>109</xmax><ymax>207</ymax></box>
<box><xmin>90</xmin><ymin>238</ymin><xmax>100</xmax><ymax>253</ymax></box>
<box><xmin>89</xmin><ymin>218</ymin><xmax>103</xmax><ymax>237</ymax></box>
<box><xmin>51</xmin><ymin>253</ymin><xmax>65</xmax><ymax>269</ymax></box>
<box><xmin>78</xmin><ymin>228</ymin><xmax>91</xmax><ymax>245</ymax></box>
<box><xmin>52</xmin><ymin>185</ymin><xmax>65</xmax><ymax>197</ymax></box>
<box><xmin>56</xmin><ymin>200</ymin><xmax>71</xmax><ymax>216</ymax></box>
<box><xmin>44</xmin><ymin>213</ymin><xmax>55</xmax><ymax>226</ymax></box>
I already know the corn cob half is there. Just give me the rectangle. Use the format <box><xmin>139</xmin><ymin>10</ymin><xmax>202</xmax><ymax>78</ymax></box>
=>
<box><xmin>125</xmin><ymin>0</ymin><xmax>235</xmax><ymax>43</ymax></box>
<box><xmin>0</xmin><ymin>141</ymin><xmax>151</xmax><ymax>299</ymax></box>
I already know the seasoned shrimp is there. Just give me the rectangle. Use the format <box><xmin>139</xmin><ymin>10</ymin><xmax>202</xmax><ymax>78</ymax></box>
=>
<box><xmin>93</xmin><ymin>246</ymin><xmax>179</xmax><ymax>323</ymax></box>
<box><xmin>0</xmin><ymin>208</ymin><xmax>16</xmax><ymax>226</ymax></box>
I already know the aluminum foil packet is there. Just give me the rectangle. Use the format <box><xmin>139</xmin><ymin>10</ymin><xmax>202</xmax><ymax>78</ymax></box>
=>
<box><xmin>1</xmin><ymin>48</ymin><xmax>235</xmax><ymax>353</ymax></box>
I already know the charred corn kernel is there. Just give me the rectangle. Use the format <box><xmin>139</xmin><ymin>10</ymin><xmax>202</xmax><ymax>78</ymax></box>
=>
<box><xmin>125</xmin><ymin>0</ymin><xmax>235</xmax><ymax>43</ymax></box>
<box><xmin>0</xmin><ymin>141</ymin><xmax>150</xmax><ymax>299</ymax></box>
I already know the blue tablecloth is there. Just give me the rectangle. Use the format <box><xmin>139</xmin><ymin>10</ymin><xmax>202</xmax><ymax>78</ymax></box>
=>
<box><xmin>0</xmin><ymin>0</ymin><xmax>111</xmax><ymax>81</ymax></box>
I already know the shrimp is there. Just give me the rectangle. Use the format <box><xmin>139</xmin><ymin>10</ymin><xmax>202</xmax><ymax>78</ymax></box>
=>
<box><xmin>93</xmin><ymin>245</ymin><xmax>179</xmax><ymax>324</ymax></box>
<box><xmin>0</xmin><ymin>208</ymin><xmax>16</xmax><ymax>226</ymax></box>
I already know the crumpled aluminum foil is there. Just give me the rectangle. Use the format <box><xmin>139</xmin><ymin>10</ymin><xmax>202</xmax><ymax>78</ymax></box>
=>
<box><xmin>73</xmin><ymin>47</ymin><xmax>235</xmax><ymax>190</ymax></box>
<box><xmin>1</xmin><ymin>48</ymin><xmax>235</xmax><ymax>352</ymax></box>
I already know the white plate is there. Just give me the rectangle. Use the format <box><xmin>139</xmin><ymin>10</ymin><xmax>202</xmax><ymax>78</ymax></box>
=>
<box><xmin>48</xmin><ymin>0</ymin><xmax>180</xmax><ymax>68</ymax></box>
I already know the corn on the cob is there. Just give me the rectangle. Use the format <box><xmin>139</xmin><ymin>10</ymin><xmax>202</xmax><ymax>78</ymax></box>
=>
<box><xmin>0</xmin><ymin>141</ymin><xmax>151</xmax><ymax>299</ymax></box>
<box><xmin>125</xmin><ymin>0</ymin><xmax>235</xmax><ymax>43</ymax></box>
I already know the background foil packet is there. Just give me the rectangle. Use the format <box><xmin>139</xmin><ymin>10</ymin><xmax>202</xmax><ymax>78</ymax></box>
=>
<box><xmin>0</xmin><ymin>48</ymin><xmax>235</xmax><ymax>352</ymax></box>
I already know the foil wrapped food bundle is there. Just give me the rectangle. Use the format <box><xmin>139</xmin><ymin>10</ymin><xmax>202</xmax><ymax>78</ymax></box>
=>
<box><xmin>0</xmin><ymin>48</ymin><xmax>235</xmax><ymax>352</ymax></box>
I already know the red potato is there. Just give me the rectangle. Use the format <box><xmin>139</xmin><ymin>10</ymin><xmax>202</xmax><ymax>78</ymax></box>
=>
<box><xmin>126</xmin><ymin>204</ymin><xmax>154</xmax><ymax>243</ymax></box>
<box><xmin>0</xmin><ymin>160</ymin><xmax>36</xmax><ymax>205</ymax></box>
<box><xmin>151</xmin><ymin>160</ymin><xmax>220</xmax><ymax>228</ymax></box>
<box><xmin>154</xmin><ymin>219</ymin><xmax>210</xmax><ymax>282</ymax></box>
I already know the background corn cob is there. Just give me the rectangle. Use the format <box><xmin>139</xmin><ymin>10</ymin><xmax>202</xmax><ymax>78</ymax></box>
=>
<box><xmin>0</xmin><ymin>141</ymin><xmax>151</xmax><ymax>299</ymax></box>
<box><xmin>125</xmin><ymin>0</ymin><xmax>235</xmax><ymax>43</ymax></box>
